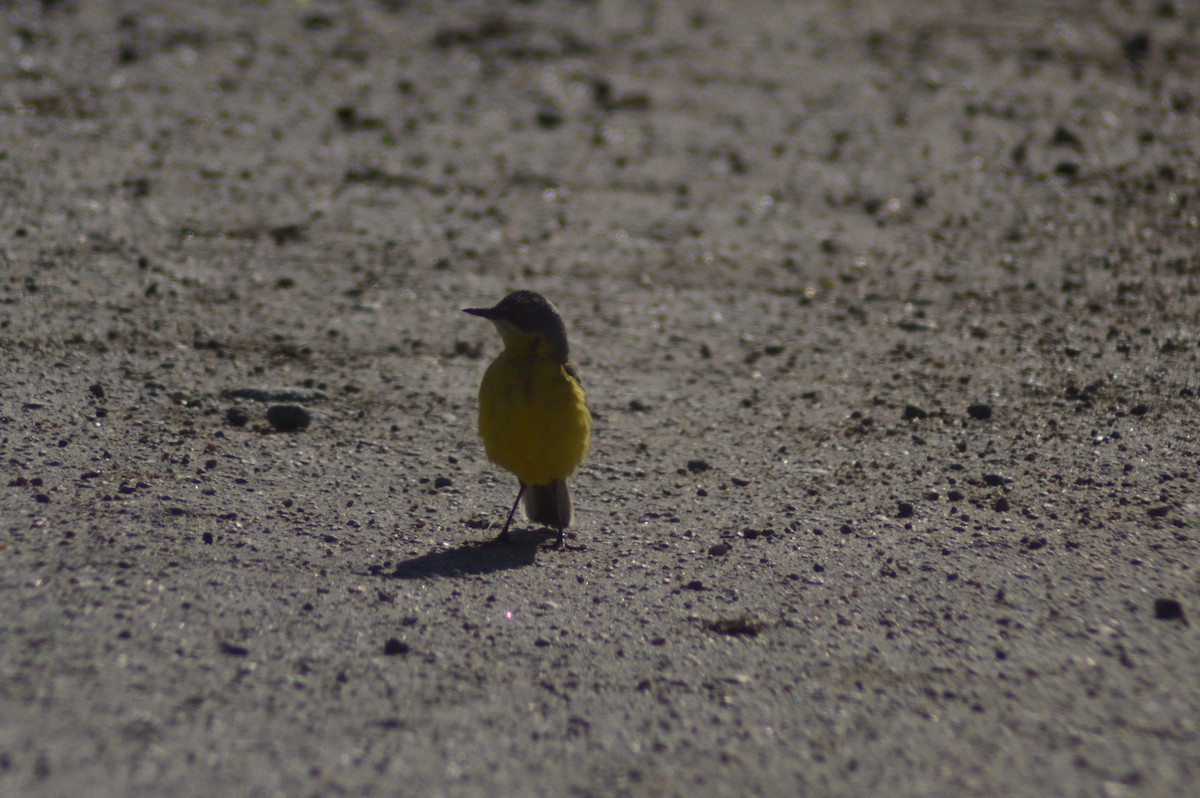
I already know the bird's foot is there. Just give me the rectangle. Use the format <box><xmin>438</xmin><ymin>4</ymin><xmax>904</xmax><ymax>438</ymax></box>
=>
<box><xmin>551</xmin><ymin>530</ymin><xmax>586</xmax><ymax>552</ymax></box>
<box><xmin>480</xmin><ymin>528</ymin><xmax>513</xmax><ymax>547</ymax></box>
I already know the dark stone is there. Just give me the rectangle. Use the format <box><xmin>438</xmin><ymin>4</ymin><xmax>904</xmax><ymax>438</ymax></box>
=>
<box><xmin>267</xmin><ymin>404</ymin><xmax>311</xmax><ymax>431</ymax></box>
<box><xmin>967</xmin><ymin>403</ymin><xmax>992</xmax><ymax>419</ymax></box>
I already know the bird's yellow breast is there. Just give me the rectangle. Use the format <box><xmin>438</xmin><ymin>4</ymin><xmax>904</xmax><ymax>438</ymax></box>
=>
<box><xmin>477</xmin><ymin>351</ymin><xmax>590</xmax><ymax>486</ymax></box>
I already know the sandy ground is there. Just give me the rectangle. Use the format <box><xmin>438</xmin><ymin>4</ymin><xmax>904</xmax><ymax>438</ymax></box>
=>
<box><xmin>2</xmin><ymin>0</ymin><xmax>1199</xmax><ymax>795</ymax></box>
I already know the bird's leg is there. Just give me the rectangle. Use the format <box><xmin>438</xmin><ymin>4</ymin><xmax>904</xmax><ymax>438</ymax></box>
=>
<box><xmin>495</xmin><ymin>482</ymin><xmax>526</xmax><ymax>543</ymax></box>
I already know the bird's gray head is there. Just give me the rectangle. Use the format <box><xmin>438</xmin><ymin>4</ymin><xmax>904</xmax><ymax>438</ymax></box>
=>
<box><xmin>464</xmin><ymin>290</ymin><xmax>570</xmax><ymax>362</ymax></box>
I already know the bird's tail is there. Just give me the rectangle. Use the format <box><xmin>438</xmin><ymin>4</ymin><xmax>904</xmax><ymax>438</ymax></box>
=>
<box><xmin>522</xmin><ymin>480</ymin><xmax>573</xmax><ymax>530</ymax></box>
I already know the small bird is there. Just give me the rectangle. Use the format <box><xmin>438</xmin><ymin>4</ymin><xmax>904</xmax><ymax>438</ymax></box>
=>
<box><xmin>464</xmin><ymin>290</ymin><xmax>591</xmax><ymax>546</ymax></box>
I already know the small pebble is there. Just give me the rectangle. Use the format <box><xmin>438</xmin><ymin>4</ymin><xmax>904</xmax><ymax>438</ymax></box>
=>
<box><xmin>383</xmin><ymin>638</ymin><xmax>411</xmax><ymax>656</ymax></box>
<box><xmin>267</xmin><ymin>404</ymin><xmax>311</xmax><ymax>431</ymax></box>
<box><xmin>967</xmin><ymin>403</ymin><xmax>993</xmax><ymax>419</ymax></box>
<box><xmin>1153</xmin><ymin>598</ymin><xmax>1186</xmax><ymax>623</ymax></box>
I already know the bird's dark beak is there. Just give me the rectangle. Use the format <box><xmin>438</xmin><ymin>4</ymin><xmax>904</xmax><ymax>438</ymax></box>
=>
<box><xmin>463</xmin><ymin>306</ymin><xmax>496</xmax><ymax>319</ymax></box>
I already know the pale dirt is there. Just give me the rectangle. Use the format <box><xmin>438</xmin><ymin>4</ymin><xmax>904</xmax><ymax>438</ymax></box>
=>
<box><xmin>2</xmin><ymin>1</ymin><xmax>1199</xmax><ymax>796</ymax></box>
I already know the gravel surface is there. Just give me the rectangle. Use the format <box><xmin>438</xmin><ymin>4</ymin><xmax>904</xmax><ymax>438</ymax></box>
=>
<box><xmin>2</xmin><ymin>1</ymin><xmax>1199</xmax><ymax>796</ymax></box>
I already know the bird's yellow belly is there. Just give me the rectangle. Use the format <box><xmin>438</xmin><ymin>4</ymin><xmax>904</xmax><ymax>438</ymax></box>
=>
<box><xmin>478</xmin><ymin>355</ymin><xmax>590</xmax><ymax>486</ymax></box>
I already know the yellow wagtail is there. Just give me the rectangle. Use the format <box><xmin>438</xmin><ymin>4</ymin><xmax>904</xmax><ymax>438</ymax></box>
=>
<box><xmin>463</xmin><ymin>290</ymin><xmax>591</xmax><ymax>546</ymax></box>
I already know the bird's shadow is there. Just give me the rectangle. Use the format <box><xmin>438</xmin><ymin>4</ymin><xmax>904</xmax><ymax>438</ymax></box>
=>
<box><xmin>383</xmin><ymin>527</ymin><xmax>560</xmax><ymax>579</ymax></box>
